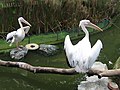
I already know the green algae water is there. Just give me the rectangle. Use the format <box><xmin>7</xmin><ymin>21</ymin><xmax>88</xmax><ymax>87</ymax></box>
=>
<box><xmin>0</xmin><ymin>46</ymin><xmax>83</xmax><ymax>90</ymax></box>
<box><xmin>0</xmin><ymin>25</ymin><xmax>120</xmax><ymax>90</ymax></box>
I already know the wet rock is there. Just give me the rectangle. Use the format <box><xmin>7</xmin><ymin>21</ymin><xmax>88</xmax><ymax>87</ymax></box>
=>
<box><xmin>78</xmin><ymin>62</ymin><xmax>109</xmax><ymax>90</ymax></box>
<box><xmin>91</xmin><ymin>62</ymin><xmax>108</xmax><ymax>71</ymax></box>
<box><xmin>78</xmin><ymin>78</ymin><xmax>109</xmax><ymax>90</ymax></box>
<box><xmin>39</xmin><ymin>44</ymin><xmax>59</xmax><ymax>56</ymax></box>
<box><xmin>108</xmin><ymin>82</ymin><xmax>119</xmax><ymax>90</ymax></box>
<box><xmin>10</xmin><ymin>46</ymin><xmax>28</xmax><ymax>60</ymax></box>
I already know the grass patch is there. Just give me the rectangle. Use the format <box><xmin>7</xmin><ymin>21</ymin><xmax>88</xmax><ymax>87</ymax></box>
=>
<box><xmin>0</xmin><ymin>19</ymin><xmax>111</xmax><ymax>52</ymax></box>
<box><xmin>0</xmin><ymin>31</ymin><xmax>79</xmax><ymax>51</ymax></box>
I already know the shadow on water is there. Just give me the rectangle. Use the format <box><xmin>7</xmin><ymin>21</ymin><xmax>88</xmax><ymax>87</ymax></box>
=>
<box><xmin>0</xmin><ymin>25</ymin><xmax>120</xmax><ymax>90</ymax></box>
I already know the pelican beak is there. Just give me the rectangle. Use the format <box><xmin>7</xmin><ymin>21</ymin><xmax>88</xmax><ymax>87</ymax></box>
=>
<box><xmin>19</xmin><ymin>17</ymin><xmax>31</xmax><ymax>27</ymax></box>
<box><xmin>88</xmin><ymin>22</ymin><xmax>103</xmax><ymax>31</ymax></box>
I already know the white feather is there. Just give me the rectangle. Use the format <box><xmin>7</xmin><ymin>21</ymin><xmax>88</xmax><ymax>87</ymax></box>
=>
<box><xmin>64</xmin><ymin>20</ymin><xmax>103</xmax><ymax>73</ymax></box>
<box><xmin>6</xmin><ymin>17</ymin><xmax>31</xmax><ymax>47</ymax></box>
<box><xmin>64</xmin><ymin>35</ymin><xmax>77</xmax><ymax>67</ymax></box>
<box><xmin>6</xmin><ymin>31</ymin><xmax>16</xmax><ymax>42</ymax></box>
<box><xmin>6</xmin><ymin>28</ymin><xmax>25</xmax><ymax>46</ymax></box>
<box><xmin>23</xmin><ymin>26</ymin><xmax>30</xmax><ymax>34</ymax></box>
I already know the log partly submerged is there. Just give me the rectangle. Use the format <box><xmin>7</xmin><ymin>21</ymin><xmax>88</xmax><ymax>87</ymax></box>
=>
<box><xmin>0</xmin><ymin>60</ymin><xmax>76</xmax><ymax>75</ymax></box>
<box><xmin>0</xmin><ymin>59</ymin><xmax>120</xmax><ymax>77</ymax></box>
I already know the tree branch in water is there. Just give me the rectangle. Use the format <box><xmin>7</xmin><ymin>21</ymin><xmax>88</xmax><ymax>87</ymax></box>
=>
<box><xmin>0</xmin><ymin>59</ymin><xmax>120</xmax><ymax>77</ymax></box>
<box><xmin>0</xmin><ymin>60</ymin><xmax>77</xmax><ymax>75</ymax></box>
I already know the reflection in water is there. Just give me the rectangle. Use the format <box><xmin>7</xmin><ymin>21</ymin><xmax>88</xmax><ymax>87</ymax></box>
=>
<box><xmin>0</xmin><ymin>25</ymin><xmax>120</xmax><ymax>90</ymax></box>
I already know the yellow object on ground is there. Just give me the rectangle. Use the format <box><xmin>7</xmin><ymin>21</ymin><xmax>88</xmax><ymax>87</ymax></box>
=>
<box><xmin>25</xmin><ymin>43</ymin><xmax>39</xmax><ymax>50</ymax></box>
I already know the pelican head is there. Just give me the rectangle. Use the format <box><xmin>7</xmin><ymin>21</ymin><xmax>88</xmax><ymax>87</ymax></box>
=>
<box><xmin>18</xmin><ymin>17</ymin><xmax>31</xmax><ymax>27</ymax></box>
<box><xmin>79</xmin><ymin>20</ymin><xmax>103</xmax><ymax>31</ymax></box>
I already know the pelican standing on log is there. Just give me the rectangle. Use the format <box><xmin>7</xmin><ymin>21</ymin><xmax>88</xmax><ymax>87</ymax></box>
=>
<box><xmin>64</xmin><ymin>20</ymin><xmax>103</xmax><ymax>73</ymax></box>
<box><xmin>6</xmin><ymin>17</ymin><xmax>31</xmax><ymax>48</ymax></box>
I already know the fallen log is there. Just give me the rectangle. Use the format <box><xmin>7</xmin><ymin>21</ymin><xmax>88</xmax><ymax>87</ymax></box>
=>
<box><xmin>88</xmin><ymin>69</ymin><xmax>120</xmax><ymax>77</ymax></box>
<box><xmin>0</xmin><ymin>59</ymin><xmax>120</xmax><ymax>77</ymax></box>
<box><xmin>0</xmin><ymin>60</ymin><xmax>77</xmax><ymax>75</ymax></box>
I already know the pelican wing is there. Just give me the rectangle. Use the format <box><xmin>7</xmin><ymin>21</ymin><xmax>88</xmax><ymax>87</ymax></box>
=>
<box><xmin>64</xmin><ymin>35</ymin><xmax>76</xmax><ymax>67</ymax></box>
<box><xmin>88</xmin><ymin>40</ymin><xmax>103</xmax><ymax>68</ymax></box>
<box><xmin>6</xmin><ymin>31</ymin><xmax>17</xmax><ymax>42</ymax></box>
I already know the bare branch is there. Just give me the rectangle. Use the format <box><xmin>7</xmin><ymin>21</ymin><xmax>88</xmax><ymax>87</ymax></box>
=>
<box><xmin>0</xmin><ymin>59</ymin><xmax>120</xmax><ymax>77</ymax></box>
<box><xmin>0</xmin><ymin>60</ymin><xmax>77</xmax><ymax>75</ymax></box>
<box><xmin>88</xmin><ymin>68</ymin><xmax>120</xmax><ymax>77</ymax></box>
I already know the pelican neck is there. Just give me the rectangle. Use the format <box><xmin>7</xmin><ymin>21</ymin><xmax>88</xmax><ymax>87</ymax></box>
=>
<box><xmin>81</xmin><ymin>25</ymin><xmax>89</xmax><ymax>38</ymax></box>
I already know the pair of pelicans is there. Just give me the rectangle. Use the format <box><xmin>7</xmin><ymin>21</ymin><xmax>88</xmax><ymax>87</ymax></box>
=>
<box><xmin>6</xmin><ymin>17</ymin><xmax>103</xmax><ymax>73</ymax></box>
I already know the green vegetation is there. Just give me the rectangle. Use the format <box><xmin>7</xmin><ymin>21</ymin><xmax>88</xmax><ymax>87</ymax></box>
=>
<box><xmin>0</xmin><ymin>0</ymin><xmax>119</xmax><ymax>51</ymax></box>
<box><xmin>0</xmin><ymin>0</ymin><xmax>119</xmax><ymax>35</ymax></box>
<box><xmin>0</xmin><ymin>31</ymin><xmax>79</xmax><ymax>51</ymax></box>
<box><xmin>0</xmin><ymin>18</ymin><xmax>111</xmax><ymax>52</ymax></box>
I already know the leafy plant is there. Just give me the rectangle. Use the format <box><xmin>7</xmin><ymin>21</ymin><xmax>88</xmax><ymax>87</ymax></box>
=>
<box><xmin>0</xmin><ymin>0</ymin><xmax>120</xmax><ymax>35</ymax></box>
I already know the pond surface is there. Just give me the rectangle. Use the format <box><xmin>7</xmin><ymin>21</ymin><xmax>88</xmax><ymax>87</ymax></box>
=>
<box><xmin>0</xmin><ymin>25</ymin><xmax>120</xmax><ymax>90</ymax></box>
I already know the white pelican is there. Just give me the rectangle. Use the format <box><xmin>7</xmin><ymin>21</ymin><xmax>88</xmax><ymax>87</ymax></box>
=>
<box><xmin>64</xmin><ymin>20</ymin><xmax>103</xmax><ymax>73</ymax></box>
<box><xmin>6</xmin><ymin>17</ymin><xmax>31</xmax><ymax>48</ymax></box>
